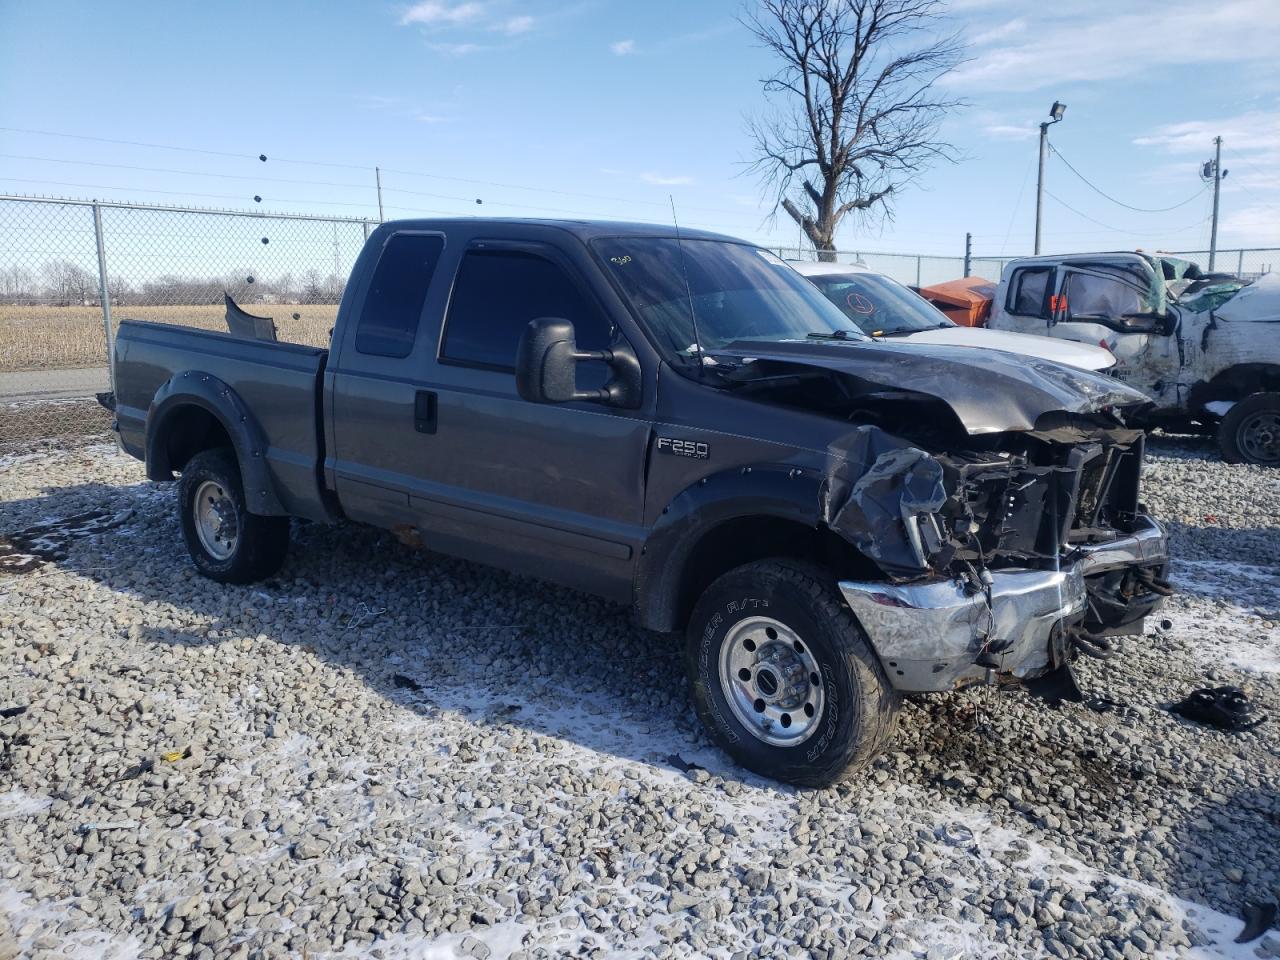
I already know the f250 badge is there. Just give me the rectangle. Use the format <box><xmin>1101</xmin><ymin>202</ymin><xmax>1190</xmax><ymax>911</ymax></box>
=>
<box><xmin>656</xmin><ymin>437</ymin><xmax>710</xmax><ymax>460</ymax></box>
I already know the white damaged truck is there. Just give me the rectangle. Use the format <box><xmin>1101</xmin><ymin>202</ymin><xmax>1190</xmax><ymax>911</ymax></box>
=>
<box><xmin>988</xmin><ymin>252</ymin><xmax>1280</xmax><ymax>465</ymax></box>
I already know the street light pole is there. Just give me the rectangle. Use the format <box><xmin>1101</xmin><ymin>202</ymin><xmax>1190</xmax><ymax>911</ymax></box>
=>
<box><xmin>1034</xmin><ymin>100</ymin><xmax>1067</xmax><ymax>256</ymax></box>
<box><xmin>1208</xmin><ymin>136</ymin><xmax>1222</xmax><ymax>271</ymax></box>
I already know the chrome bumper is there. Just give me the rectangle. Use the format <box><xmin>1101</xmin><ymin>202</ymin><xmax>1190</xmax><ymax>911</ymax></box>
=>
<box><xmin>839</xmin><ymin>515</ymin><xmax>1168</xmax><ymax>692</ymax></box>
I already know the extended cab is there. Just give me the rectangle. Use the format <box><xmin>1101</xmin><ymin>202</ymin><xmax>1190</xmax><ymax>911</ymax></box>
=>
<box><xmin>988</xmin><ymin>252</ymin><xmax>1280</xmax><ymax>465</ymax></box>
<box><xmin>107</xmin><ymin>219</ymin><xmax>1171</xmax><ymax>786</ymax></box>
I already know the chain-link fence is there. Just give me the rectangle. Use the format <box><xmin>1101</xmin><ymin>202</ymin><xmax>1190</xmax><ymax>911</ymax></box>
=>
<box><xmin>0</xmin><ymin>196</ymin><xmax>375</xmax><ymax>448</ymax></box>
<box><xmin>2</xmin><ymin>193</ymin><xmax>1276</xmax><ymax>448</ymax></box>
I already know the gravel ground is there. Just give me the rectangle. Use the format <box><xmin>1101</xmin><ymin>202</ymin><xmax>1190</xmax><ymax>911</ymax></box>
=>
<box><xmin>1</xmin><ymin>437</ymin><xmax>1277</xmax><ymax>960</ymax></box>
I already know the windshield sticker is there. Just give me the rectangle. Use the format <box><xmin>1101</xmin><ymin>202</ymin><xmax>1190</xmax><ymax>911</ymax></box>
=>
<box><xmin>845</xmin><ymin>292</ymin><xmax>876</xmax><ymax>315</ymax></box>
<box><xmin>609</xmin><ymin>254</ymin><xmax>632</xmax><ymax>266</ymax></box>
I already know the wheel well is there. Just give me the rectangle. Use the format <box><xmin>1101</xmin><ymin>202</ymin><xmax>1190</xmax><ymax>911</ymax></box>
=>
<box><xmin>1192</xmin><ymin>364</ymin><xmax>1280</xmax><ymax>411</ymax></box>
<box><xmin>155</xmin><ymin>405</ymin><xmax>233</xmax><ymax>477</ymax></box>
<box><xmin>670</xmin><ymin>516</ymin><xmax>880</xmax><ymax>631</ymax></box>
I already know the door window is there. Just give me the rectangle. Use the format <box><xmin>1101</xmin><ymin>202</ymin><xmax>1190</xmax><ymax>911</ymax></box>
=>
<box><xmin>354</xmin><ymin>233</ymin><xmax>445</xmax><ymax>358</ymax></box>
<box><xmin>441</xmin><ymin>248</ymin><xmax>611</xmax><ymax>371</ymax></box>
<box><xmin>1007</xmin><ymin>267</ymin><xmax>1052</xmax><ymax>317</ymax></box>
<box><xmin>1063</xmin><ymin>272</ymin><xmax>1146</xmax><ymax>321</ymax></box>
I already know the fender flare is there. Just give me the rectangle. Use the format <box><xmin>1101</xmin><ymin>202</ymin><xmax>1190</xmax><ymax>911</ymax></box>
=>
<box><xmin>634</xmin><ymin>463</ymin><xmax>828</xmax><ymax>632</ymax></box>
<box><xmin>144</xmin><ymin>371</ymin><xmax>287</xmax><ymax>516</ymax></box>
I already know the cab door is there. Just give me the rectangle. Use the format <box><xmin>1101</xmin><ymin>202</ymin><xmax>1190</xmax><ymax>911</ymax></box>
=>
<box><xmin>404</xmin><ymin>238</ymin><xmax>654</xmax><ymax>602</ymax></box>
<box><xmin>327</xmin><ymin>230</ymin><xmax>450</xmax><ymax>528</ymax></box>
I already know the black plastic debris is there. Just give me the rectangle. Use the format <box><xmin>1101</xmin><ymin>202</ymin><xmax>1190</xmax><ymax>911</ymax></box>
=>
<box><xmin>1085</xmin><ymin>695</ymin><xmax>1140</xmax><ymax>720</ymax></box>
<box><xmin>666</xmin><ymin>754</ymin><xmax>704</xmax><ymax>773</ymax></box>
<box><xmin>0</xmin><ymin>706</ymin><xmax>26</xmax><ymax>719</ymax></box>
<box><xmin>117</xmin><ymin>759</ymin><xmax>154</xmax><ymax>782</ymax></box>
<box><xmin>1236</xmin><ymin>902</ymin><xmax>1278</xmax><ymax>944</ymax></box>
<box><xmin>1171</xmin><ymin>685</ymin><xmax>1265</xmax><ymax>732</ymax></box>
<box><xmin>391</xmin><ymin>674</ymin><xmax>422</xmax><ymax>692</ymax></box>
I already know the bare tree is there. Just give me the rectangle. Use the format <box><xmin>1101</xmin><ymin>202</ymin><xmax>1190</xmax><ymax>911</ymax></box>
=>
<box><xmin>745</xmin><ymin>0</ymin><xmax>964</xmax><ymax>259</ymax></box>
<box><xmin>41</xmin><ymin>259</ymin><xmax>97</xmax><ymax>305</ymax></box>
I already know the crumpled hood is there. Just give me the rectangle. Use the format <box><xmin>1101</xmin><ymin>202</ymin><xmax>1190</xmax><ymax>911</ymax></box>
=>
<box><xmin>896</xmin><ymin>326</ymin><xmax>1116</xmax><ymax>371</ymax></box>
<box><xmin>715</xmin><ymin>338</ymin><xmax>1151</xmax><ymax>435</ymax></box>
<box><xmin>1215</xmin><ymin>270</ymin><xmax>1280</xmax><ymax>323</ymax></box>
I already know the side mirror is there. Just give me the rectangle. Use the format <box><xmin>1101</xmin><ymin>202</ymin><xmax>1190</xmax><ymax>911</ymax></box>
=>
<box><xmin>515</xmin><ymin>317</ymin><xmax>641</xmax><ymax>408</ymax></box>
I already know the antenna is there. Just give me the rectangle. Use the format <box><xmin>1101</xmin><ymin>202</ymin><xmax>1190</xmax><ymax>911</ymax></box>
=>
<box><xmin>669</xmin><ymin>194</ymin><xmax>705</xmax><ymax>369</ymax></box>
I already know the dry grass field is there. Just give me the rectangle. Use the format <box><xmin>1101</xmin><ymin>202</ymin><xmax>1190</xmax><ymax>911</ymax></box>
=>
<box><xmin>0</xmin><ymin>304</ymin><xmax>338</xmax><ymax>372</ymax></box>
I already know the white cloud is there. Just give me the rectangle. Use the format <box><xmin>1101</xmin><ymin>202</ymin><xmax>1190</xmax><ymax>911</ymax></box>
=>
<box><xmin>969</xmin><ymin>17</ymin><xmax>1027</xmax><ymax>46</ymax></box>
<box><xmin>400</xmin><ymin>1</ymin><xmax>483</xmax><ymax>27</ymax></box>
<box><xmin>948</xmin><ymin>0</ymin><xmax>1280</xmax><ymax>91</ymax></box>
<box><xmin>610</xmin><ymin>39</ymin><xmax>635</xmax><ymax>55</ymax></box>
<box><xmin>500</xmin><ymin>15</ymin><xmax>534</xmax><ymax>35</ymax></box>
<box><xmin>641</xmin><ymin>172</ymin><xmax>694</xmax><ymax>186</ymax></box>
<box><xmin>1133</xmin><ymin>112</ymin><xmax>1280</xmax><ymax>156</ymax></box>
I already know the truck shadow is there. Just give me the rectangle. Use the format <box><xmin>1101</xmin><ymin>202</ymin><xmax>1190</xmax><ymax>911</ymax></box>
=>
<box><xmin>1</xmin><ymin>478</ymin><xmax>734</xmax><ymax>779</ymax></box>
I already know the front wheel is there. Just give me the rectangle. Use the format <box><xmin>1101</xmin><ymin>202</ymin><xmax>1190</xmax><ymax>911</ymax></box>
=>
<box><xmin>178</xmin><ymin>447</ymin><xmax>289</xmax><ymax>584</ymax></box>
<box><xmin>685</xmin><ymin>559</ymin><xmax>900</xmax><ymax>788</ymax></box>
<box><xmin>1218</xmin><ymin>392</ymin><xmax>1280</xmax><ymax>466</ymax></box>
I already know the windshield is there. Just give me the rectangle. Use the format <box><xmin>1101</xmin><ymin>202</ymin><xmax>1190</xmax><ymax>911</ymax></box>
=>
<box><xmin>805</xmin><ymin>272</ymin><xmax>954</xmax><ymax>335</ymax></box>
<box><xmin>591</xmin><ymin>237</ymin><xmax>866</xmax><ymax>356</ymax></box>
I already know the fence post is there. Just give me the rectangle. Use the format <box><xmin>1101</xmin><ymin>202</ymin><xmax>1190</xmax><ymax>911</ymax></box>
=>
<box><xmin>915</xmin><ymin>256</ymin><xmax>921</xmax><ymax>287</ymax></box>
<box><xmin>92</xmin><ymin>201</ymin><xmax>114</xmax><ymax>392</ymax></box>
<box><xmin>1237</xmin><ymin>249</ymin><xmax>1244</xmax><ymax>275</ymax></box>
<box><xmin>362</xmin><ymin>220</ymin><xmax>371</xmax><ymax>241</ymax></box>
<box><xmin>963</xmin><ymin>232</ymin><xmax>972</xmax><ymax>278</ymax></box>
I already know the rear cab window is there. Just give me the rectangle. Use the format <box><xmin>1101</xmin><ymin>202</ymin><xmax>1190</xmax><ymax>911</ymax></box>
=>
<box><xmin>355</xmin><ymin>233</ymin><xmax>445</xmax><ymax>358</ymax></box>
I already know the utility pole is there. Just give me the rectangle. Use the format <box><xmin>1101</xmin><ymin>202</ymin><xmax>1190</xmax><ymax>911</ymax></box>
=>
<box><xmin>1034</xmin><ymin>101</ymin><xmax>1067</xmax><ymax>256</ymax></box>
<box><xmin>375</xmin><ymin>167</ymin><xmax>385</xmax><ymax>223</ymax></box>
<box><xmin>963</xmin><ymin>232</ymin><xmax>972</xmax><ymax>277</ymax></box>
<box><xmin>1206</xmin><ymin>137</ymin><xmax>1223</xmax><ymax>271</ymax></box>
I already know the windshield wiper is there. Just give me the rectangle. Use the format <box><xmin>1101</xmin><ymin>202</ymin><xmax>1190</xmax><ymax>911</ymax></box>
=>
<box><xmin>806</xmin><ymin>330</ymin><xmax>859</xmax><ymax>341</ymax></box>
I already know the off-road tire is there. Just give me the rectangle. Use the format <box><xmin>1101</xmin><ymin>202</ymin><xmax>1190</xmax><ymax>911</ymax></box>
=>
<box><xmin>685</xmin><ymin>559</ymin><xmax>900</xmax><ymax>787</ymax></box>
<box><xmin>1218</xmin><ymin>392</ymin><xmax>1280</xmax><ymax>466</ymax></box>
<box><xmin>178</xmin><ymin>447</ymin><xmax>289</xmax><ymax>584</ymax></box>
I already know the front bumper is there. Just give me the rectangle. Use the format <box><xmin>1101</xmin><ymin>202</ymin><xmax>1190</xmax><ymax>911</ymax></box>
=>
<box><xmin>839</xmin><ymin>514</ymin><xmax>1169</xmax><ymax>692</ymax></box>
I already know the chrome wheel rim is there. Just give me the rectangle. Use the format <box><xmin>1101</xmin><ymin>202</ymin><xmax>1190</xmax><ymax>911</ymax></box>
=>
<box><xmin>193</xmin><ymin>479</ymin><xmax>238</xmax><ymax>561</ymax></box>
<box><xmin>1239</xmin><ymin>411</ymin><xmax>1280</xmax><ymax>465</ymax></box>
<box><xmin>718</xmin><ymin>616</ymin><xmax>824</xmax><ymax>748</ymax></box>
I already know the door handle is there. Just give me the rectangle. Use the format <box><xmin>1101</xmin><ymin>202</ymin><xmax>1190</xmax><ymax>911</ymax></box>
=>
<box><xmin>414</xmin><ymin>391</ymin><xmax>437</xmax><ymax>434</ymax></box>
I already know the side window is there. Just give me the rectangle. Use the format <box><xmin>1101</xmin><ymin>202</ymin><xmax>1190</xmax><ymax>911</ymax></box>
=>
<box><xmin>442</xmin><ymin>249</ymin><xmax>611</xmax><ymax>370</ymax></box>
<box><xmin>1008</xmin><ymin>267</ymin><xmax>1052</xmax><ymax>317</ymax></box>
<box><xmin>1064</xmin><ymin>272</ymin><xmax>1145</xmax><ymax>320</ymax></box>
<box><xmin>355</xmin><ymin>233</ymin><xmax>445</xmax><ymax>358</ymax></box>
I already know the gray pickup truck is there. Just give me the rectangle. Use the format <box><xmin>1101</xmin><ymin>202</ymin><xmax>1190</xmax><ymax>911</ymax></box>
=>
<box><xmin>107</xmin><ymin>218</ymin><xmax>1170</xmax><ymax>786</ymax></box>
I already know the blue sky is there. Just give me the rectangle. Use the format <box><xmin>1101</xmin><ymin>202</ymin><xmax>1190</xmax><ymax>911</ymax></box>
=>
<box><xmin>1</xmin><ymin>0</ymin><xmax>1277</xmax><ymax>259</ymax></box>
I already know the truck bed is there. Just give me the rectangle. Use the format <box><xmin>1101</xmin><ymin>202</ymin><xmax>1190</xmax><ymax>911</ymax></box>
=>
<box><xmin>113</xmin><ymin>320</ymin><xmax>330</xmax><ymax>520</ymax></box>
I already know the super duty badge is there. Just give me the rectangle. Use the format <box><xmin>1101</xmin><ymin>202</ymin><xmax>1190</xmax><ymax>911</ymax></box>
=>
<box><xmin>656</xmin><ymin>437</ymin><xmax>710</xmax><ymax>460</ymax></box>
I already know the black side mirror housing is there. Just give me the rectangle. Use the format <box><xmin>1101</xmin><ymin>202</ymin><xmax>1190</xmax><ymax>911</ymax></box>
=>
<box><xmin>515</xmin><ymin>317</ymin><xmax>641</xmax><ymax>408</ymax></box>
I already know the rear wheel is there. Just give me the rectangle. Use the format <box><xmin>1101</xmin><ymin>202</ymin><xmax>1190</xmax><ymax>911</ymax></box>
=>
<box><xmin>685</xmin><ymin>559</ymin><xmax>899</xmax><ymax>787</ymax></box>
<box><xmin>1218</xmin><ymin>393</ymin><xmax>1280</xmax><ymax>466</ymax></box>
<box><xmin>178</xmin><ymin>447</ymin><xmax>289</xmax><ymax>583</ymax></box>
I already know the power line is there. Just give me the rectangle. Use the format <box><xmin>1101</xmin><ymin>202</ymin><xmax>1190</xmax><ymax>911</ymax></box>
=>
<box><xmin>1049</xmin><ymin>144</ymin><xmax>1208</xmax><ymax>213</ymax></box>
<box><xmin>0</xmin><ymin>153</ymin><xmax>374</xmax><ymax>190</ymax></box>
<box><xmin>0</xmin><ymin>176</ymin><xmax>379</xmax><ymax>210</ymax></box>
<box><xmin>0</xmin><ymin>125</ymin><xmax>761</xmax><ymax>219</ymax></box>
<box><xmin>1044</xmin><ymin>189</ymin><xmax>1211</xmax><ymax>236</ymax></box>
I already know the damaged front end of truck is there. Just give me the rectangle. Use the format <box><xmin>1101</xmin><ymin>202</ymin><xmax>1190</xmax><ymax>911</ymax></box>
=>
<box><xmin>714</xmin><ymin>340</ymin><xmax>1171</xmax><ymax>695</ymax></box>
